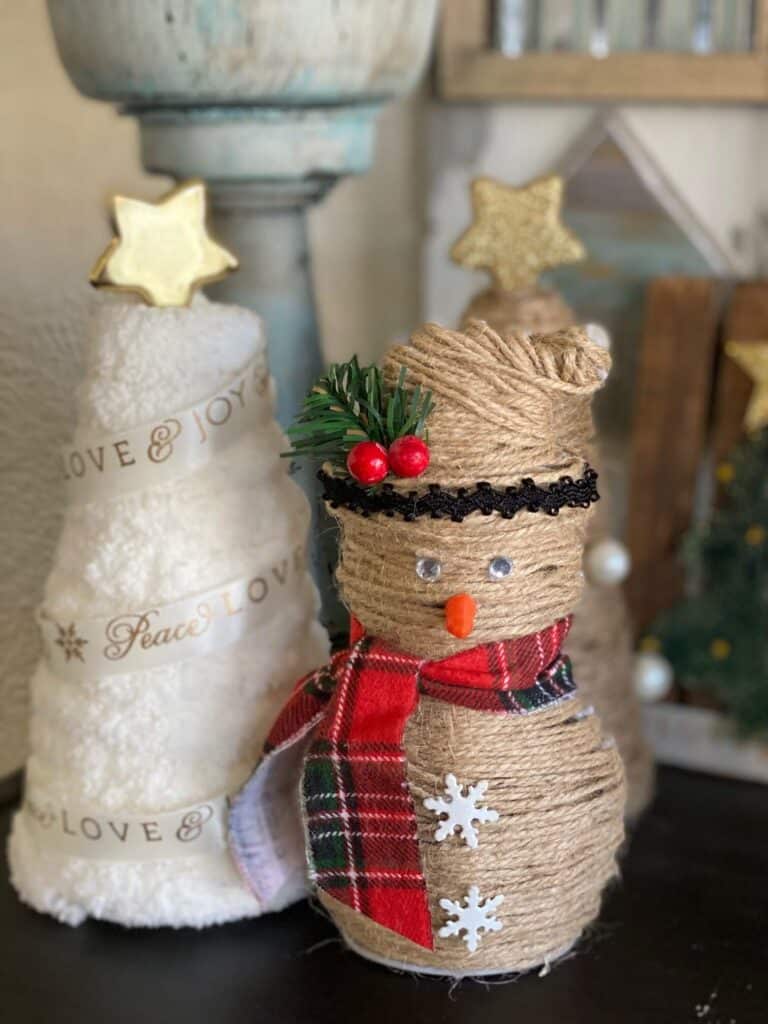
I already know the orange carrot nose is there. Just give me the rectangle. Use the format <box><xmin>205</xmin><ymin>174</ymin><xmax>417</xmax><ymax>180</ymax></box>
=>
<box><xmin>444</xmin><ymin>593</ymin><xmax>477</xmax><ymax>639</ymax></box>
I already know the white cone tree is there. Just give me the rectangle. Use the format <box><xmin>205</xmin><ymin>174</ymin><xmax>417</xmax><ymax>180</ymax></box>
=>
<box><xmin>8</xmin><ymin>183</ymin><xmax>328</xmax><ymax>927</ymax></box>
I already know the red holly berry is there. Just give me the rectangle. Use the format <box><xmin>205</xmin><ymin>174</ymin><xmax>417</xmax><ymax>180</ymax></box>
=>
<box><xmin>388</xmin><ymin>435</ymin><xmax>430</xmax><ymax>478</ymax></box>
<box><xmin>347</xmin><ymin>441</ymin><xmax>389</xmax><ymax>485</ymax></box>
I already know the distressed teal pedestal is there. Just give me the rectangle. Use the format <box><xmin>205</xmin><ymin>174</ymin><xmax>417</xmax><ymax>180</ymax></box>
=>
<box><xmin>46</xmin><ymin>0</ymin><xmax>438</xmax><ymax>631</ymax></box>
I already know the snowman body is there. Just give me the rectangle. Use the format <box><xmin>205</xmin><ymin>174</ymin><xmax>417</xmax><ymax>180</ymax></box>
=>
<box><xmin>326</xmin><ymin>324</ymin><xmax>625</xmax><ymax>973</ymax></box>
<box><xmin>231</xmin><ymin>321</ymin><xmax>625</xmax><ymax>975</ymax></box>
<box><xmin>323</xmin><ymin>694</ymin><xmax>623</xmax><ymax>974</ymax></box>
<box><xmin>324</xmin><ymin>503</ymin><xmax>625</xmax><ymax>975</ymax></box>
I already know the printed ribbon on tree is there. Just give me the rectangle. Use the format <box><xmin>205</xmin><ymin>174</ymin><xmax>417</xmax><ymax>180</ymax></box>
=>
<box><xmin>61</xmin><ymin>352</ymin><xmax>273</xmax><ymax>504</ymax></box>
<box><xmin>39</xmin><ymin>544</ymin><xmax>311</xmax><ymax>681</ymax></box>
<box><xmin>22</xmin><ymin>789</ymin><xmax>228</xmax><ymax>860</ymax></box>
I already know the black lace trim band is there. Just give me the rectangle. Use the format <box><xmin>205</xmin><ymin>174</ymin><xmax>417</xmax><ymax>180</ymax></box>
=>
<box><xmin>318</xmin><ymin>466</ymin><xmax>599</xmax><ymax>522</ymax></box>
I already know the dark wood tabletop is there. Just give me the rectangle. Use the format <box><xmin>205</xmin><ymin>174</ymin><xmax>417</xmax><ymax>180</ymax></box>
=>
<box><xmin>0</xmin><ymin>766</ymin><xmax>764</xmax><ymax>1024</ymax></box>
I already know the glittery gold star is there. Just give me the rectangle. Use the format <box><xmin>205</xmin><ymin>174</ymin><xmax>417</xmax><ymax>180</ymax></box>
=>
<box><xmin>451</xmin><ymin>175</ymin><xmax>585</xmax><ymax>291</ymax></box>
<box><xmin>90</xmin><ymin>179</ymin><xmax>238</xmax><ymax>307</ymax></box>
<box><xmin>726</xmin><ymin>341</ymin><xmax>768</xmax><ymax>432</ymax></box>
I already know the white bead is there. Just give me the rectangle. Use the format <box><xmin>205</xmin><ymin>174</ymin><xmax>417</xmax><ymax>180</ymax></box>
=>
<box><xmin>585</xmin><ymin>322</ymin><xmax>612</xmax><ymax>350</ymax></box>
<box><xmin>633</xmin><ymin>652</ymin><xmax>674</xmax><ymax>702</ymax></box>
<box><xmin>584</xmin><ymin>537</ymin><xmax>631</xmax><ymax>585</ymax></box>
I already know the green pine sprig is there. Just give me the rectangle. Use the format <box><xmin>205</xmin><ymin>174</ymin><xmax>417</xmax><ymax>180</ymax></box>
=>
<box><xmin>285</xmin><ymin>356</ymin><xmax>433</xmax><ymax>471</ymax></box>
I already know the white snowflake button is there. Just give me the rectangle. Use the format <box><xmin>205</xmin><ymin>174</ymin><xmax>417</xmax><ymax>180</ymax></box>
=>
<box><xmin>423</xmin><ymin>773</ymin><xmax>499</xmax><ymax>849</ymax></box>
<box><xmin>439</xmin><ymin>886</ymin><xmax>504</xmax><ymax>953</ymax></box>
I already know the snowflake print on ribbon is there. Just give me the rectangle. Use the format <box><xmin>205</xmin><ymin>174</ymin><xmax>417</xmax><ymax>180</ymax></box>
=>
<box><xmin>439</xmin><ymin>886</ymin><xmax>504</xmax><ymax>953</ymax></box>
<box><xmin>55</xmin><ymin>622</ymin><xmax>88</xmax><ymax>663</ymax></box>
<box><xmin>424</xmin><ymin>773</ymin><xmax>499</xmax><ymax>849</ymax></box>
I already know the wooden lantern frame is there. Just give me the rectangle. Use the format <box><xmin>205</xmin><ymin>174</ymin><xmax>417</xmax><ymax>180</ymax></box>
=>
<box><xmin>436</xmin><ymin>0</ymin><xmax>768</xmax><ymax>103</ymax></box>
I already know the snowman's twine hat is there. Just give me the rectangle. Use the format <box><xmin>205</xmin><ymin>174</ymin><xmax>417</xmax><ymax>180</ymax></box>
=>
<box><xmin>321</xmin><ymin>321</ymin><xmax>608</xmax><ymax>523</ymax></box>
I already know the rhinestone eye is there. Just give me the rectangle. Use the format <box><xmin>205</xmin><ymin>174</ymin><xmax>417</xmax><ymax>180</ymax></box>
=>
<box><xmin>415</xmin><ymin>557</ymin><xmax>443</xmax><ymax>583</ymax></box>
<box><xmin>488</xmin><ymin>556</ymin><xmax>514</xmax><ymax>581</ymax></box>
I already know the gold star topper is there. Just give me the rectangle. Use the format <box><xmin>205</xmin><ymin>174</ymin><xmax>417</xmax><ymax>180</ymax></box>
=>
<box><xmin>90</xmin><ymin>179</ymin><xmax>238</xmax><ymax>307</ymax></box>
<box><xmin>726</xmin><ymin>340</ymin><xmax>768</xmax><ymax>433</ymax></box>
<box><xmin>451</xmin><ymin>175</ymin><xmax>585</xmax><ymax>291</ymax></box>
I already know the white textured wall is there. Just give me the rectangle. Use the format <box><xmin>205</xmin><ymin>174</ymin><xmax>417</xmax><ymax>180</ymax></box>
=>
<box><xmin>311</xmin><ymin>92</ymin><xmax>425</xmax><ymax>362</ymax></box>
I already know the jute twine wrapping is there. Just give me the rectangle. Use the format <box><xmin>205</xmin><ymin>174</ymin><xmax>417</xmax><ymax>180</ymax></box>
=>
<box><xmin>325</xmin><ymin>323</ymin><xmax>625</xmax><ymax>974</ymax></box>
<box><xmin>382</xmin><ymin>320</ymin><xmax>609</xmax><ymax>490</ymax></box>
<box><xmin>336</xmin><ymin>321</ymin><xmax>608</xmax><ymax>660</ymax></box>
<box><xmin>459</xmin><ymin>295</ymin><xmax>655</xmax><ymax>820</ymax></box>
<box><xmin>335</xmin><ymin>507</ymin><xmax>587</xmax><ymax>660</ymax></box>
<box><xmin>565</xmin><ymin>578</ymin><xmax>654</xmax><ymax>821</ymax></box>
<box><xmin>462</xmin><ymin>286</ymin><xmax>575</xmax><ymax>337</ymax></box>
<box><xmin>321</xmin><ymin>695</ymin><xmax>625</xmax><ymax>975</ymax></box>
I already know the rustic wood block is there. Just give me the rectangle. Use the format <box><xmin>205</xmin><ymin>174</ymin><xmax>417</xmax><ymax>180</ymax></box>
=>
<box><xmin>711</xmin><ymin>281</ymin><xmax>768</xmax><ymax>465</ymax></box>
<box><xmin>437</xmin><ymin>50</ymin><xmax>768</xmax><ymax>104</ymax></box>
<box><xmin>626</xmin><ymin>277</ymin><xmax>722</xmax><ymax>632</ymax></box>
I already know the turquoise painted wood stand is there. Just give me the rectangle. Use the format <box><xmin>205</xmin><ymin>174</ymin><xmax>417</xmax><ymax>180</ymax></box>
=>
<box><xmin>46</xmin><ymin>0</ymin><xmax>438</xmax><ymax>631</ymax></box>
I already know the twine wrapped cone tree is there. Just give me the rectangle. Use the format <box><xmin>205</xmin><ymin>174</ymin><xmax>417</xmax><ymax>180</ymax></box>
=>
<box><xmin>230</xmin><ymin>320</ymin><xmax>626</xmax><ymax>977</ymax></box>
<box><xmin>452</xmin><ymin>175</ymin><xmax>655</xmax><ymax>821</ymax></box>
<box><xmin>8</xmin><ymin>182</ymin><xmax>328</xmax><ymax>927</ymax></box>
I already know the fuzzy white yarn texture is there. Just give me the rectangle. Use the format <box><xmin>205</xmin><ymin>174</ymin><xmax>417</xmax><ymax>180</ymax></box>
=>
<box><xmin>8</xmin><ymin>294</ymin><xmax>329</xmax><ymax>928</ymax></box>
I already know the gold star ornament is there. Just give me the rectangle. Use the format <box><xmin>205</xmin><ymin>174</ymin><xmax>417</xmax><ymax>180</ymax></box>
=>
<box><xmin>726</xmin><ymin>341</ymin><xmax>768</xmax><ymax>433</ymax></box>
<box><xmin>451</xmin><ymin>175</ymin><xmax>585</xmax><ymax>291</ymax></box>
<box><xmin>90</xmin><ymin>179</ymin><xmax>238</xmax><ymax>307</ymax></box>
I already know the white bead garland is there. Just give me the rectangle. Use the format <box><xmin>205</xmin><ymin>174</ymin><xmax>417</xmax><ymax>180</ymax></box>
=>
<box><xmin>585</xmin><ymin>322</ymin><xmax>612</xmax><ymax>351</ymax></box>
<box><xmin>633</xmin><ymin>652</ymin><xmax>674</xmax><ymax>702</ymax></box>
<box><xmin>584</xmin><ymin>537</ymin><xmax>631</xmax><ymax>585</ymax></box>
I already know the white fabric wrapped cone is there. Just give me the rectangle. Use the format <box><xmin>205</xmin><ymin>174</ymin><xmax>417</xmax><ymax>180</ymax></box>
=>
<box><xmin>8</xmin><ymin>295</ymin><xmax>329</xmax><ymax>927</ymax></box>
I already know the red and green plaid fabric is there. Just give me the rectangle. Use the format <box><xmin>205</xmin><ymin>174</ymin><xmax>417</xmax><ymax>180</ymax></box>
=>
<box><xmin>234</xmin><ymin>616</ymin><xmax>575</xmax><ymax>950</ymax></box>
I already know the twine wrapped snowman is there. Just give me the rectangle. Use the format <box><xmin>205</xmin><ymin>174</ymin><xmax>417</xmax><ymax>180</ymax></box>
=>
<box><xmin>231</xmin><ymin>320</ymin><xmax>625</xmax><ymax>976</ymax></box>
<box><xmin>452</xmin><ymin>174</ymin><xmax>655</xmax><ymax>820</ymax></box>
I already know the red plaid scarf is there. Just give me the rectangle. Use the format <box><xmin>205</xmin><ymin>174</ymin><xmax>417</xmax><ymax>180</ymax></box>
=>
<box><xmin>230</xmin><ymin>617</ymin><xmax>574</xmax><ymax>950</ymax></box>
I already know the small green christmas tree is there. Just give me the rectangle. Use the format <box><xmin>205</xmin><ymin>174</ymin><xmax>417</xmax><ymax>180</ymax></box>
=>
<box><xmin>651</xmin><ymin>426</ymin><xmax>768</xmax><ymax>736</ymax></box>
